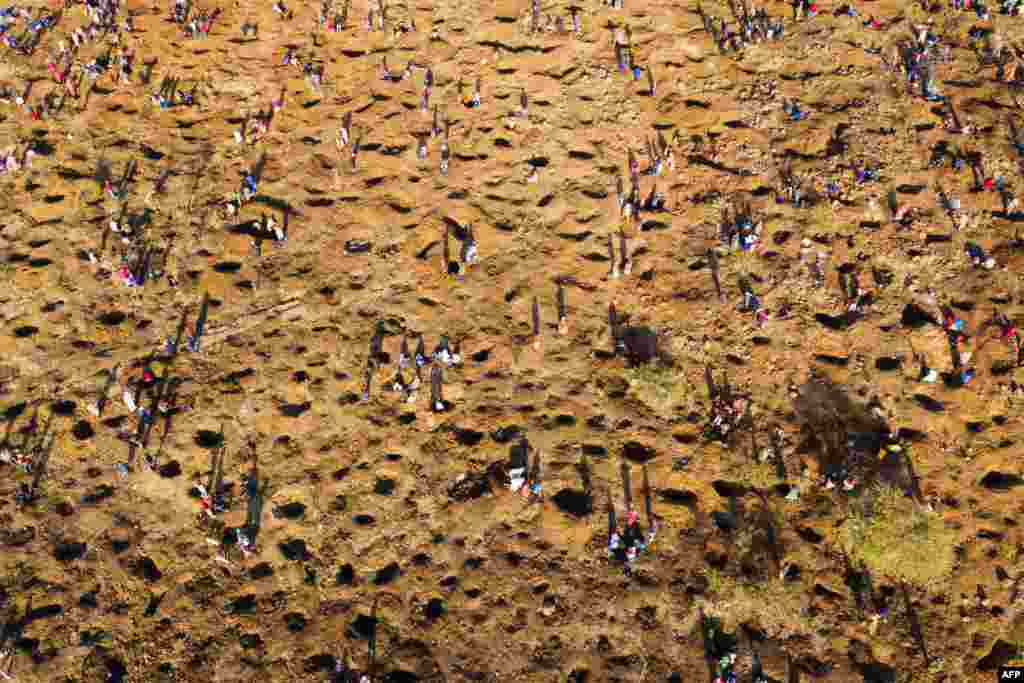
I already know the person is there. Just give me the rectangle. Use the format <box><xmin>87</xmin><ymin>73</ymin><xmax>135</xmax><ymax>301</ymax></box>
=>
<box><xmin>953</xmin><ymin>330</ymin><xmax>972</xmax><ymax>365</ymax></box>
<box><xmin>15</xmin><ymin>481</ymin><xmax>36</xmax><ymax>505</ymax></box>
<box><xmin>242</xmin><ymin>172</ymin><xmax>257</xmax><ymax>200</ymax></box>
<box><xmin>995</xmin><ymin>312</ymin><xmax>1023</xmax><ymax>364</ymax></box>
<box><xmin>607</xmin><ymin>528</ymin><xmax>621</xmax><ymax>555</ymax></box>
<box><xmin>236</xmin><ymin>527</ymin><xmax>255</xmax><ymax>557</ymax></box>
<box><xmin>783</xmin><ymin>99</ymin><xmax>806</xmax><ymax>121</ymax></box>
<box><xmin>916</xmin><ymin>353</ymin><xmax>938</xmax><ymax>383</ymax></box>
<box><xmin>741</xmin><ymin>288</ymin><xmax>759</xmax><ymax>313</ymax></box>
<box><xmin>941</xmin><ymin>306</ymin><xmax>964</xmax><ymax>333</ymax></box>
<box><xmin>432</xmin><ymin>335</ymin><xmax>460</xmax><ymax>366</ymax></box>
<box><xmin>195</xmin><ymin>483</ymin><xmax>217</xmax><ymax>517</ymax></box>
<box><xmin>460</xmin><ymin>227</ymin><xmax>478</xmax><ymax>265</ymax></box>
<box><xmin>965</xmin><ymin>242</ymin><xmax>996</xmax><ymax>269</ymax></box>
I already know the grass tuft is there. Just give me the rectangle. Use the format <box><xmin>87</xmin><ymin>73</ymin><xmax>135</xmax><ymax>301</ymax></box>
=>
<box><xmin>841</xmin><ymin>484</ymin><xmax>957</xmax><ymax>586</ymax></box>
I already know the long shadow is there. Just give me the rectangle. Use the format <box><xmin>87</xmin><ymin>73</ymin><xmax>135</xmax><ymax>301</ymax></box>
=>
<box><xmin>32</xmin><ymin>407</ymin><xmax>54</xmax><ymax>456</ymax></box>
<box><xmin>130</xmin><ymin>353</ymin><xmax>157</xmax><ymax>412</ymax></box>
<box><xmin>0</xmin><ymin>599</ymin><xmax>26</xmax><ymax>653</ymax></box>
<box><xmin>368</xmin><ymin>598</ymin><xmax>379</xmax><ymax>679</ymax></box>
<box><xmin>227</xmin><ymin>219</ymin><xmax>263</xmax><ymax>237</ymax></box>
<box><xmin>190</xmin><ymin>293</ymin><xmax>210</xmax><ymax>351</ymax></box>
<box><xmin>641</xmin><ymin>464</ymin><xmax>654</xmax><ymax>529</ymax></box>
<box><xmin>167</xmin><ymin>309</ymin><xmax>190</xmax><ymax>359</ymax></box>
<box><xmin>252</xmin><ymin>194</ymin><xmax>296</xmax><ymax>214</ymax></box>
<box><xmin>902</xmin><ymin>582</ymin><xmax>931</xmax><ymax>665</ymax></box>
<box><xmin>252</xmin><ymin>152</ymin><xmax>268</xmax><ymax>184</ymax></box>
<box><xmin>22</xmin><ymin>431</ymin><xmax>53</xmax><ymax>504</ymax></box>
<box><xmin>208</xmin><ymin>438</ymin><xmax>225</xmax><ymax>511</ymax></box>
<box><xmin>118</xmin><ymin>159</ymin><xmax>137</xmax><ymax>196</ymax></box>
<box><xmin>95</xmin><ymin>366</ymin><xmax>118</xmax><ymax>418</ymax></box>
<box><xmin>785</xmin><ymin>653</ymin><xmax>800</xmax><ymax>683</ymax></box>
<box><xmin>18</xmin><ymin>404</ymin><xmax>40</xmax><ymax>452</ymax></box>
<box><xmin>245</xmin><ymin>454</ymin><xmax>266</xmax><ymax>543</ymax></box>
<box><xmin>153</xmin><ymin>379</ymin><xmax>182</xmax><ymax>464</ymax></box>
<box><xmin>687</xmin><ymin>155</ymin><xmax>755</xmax><ymax>177</ymax></box>
<box><xmin>141</xmin><ymin>370</ymin><xmax>173</xmax><ymax>450</ymax></box>
<box><xmin>770</xmin><ymin>427</ymin><xmax>787</xmax><ymax>479</ymax></box>
<box><xmin>752</xmin><ymin>489</ymin><xmax>782</xmax><ymax>575</ymax></box>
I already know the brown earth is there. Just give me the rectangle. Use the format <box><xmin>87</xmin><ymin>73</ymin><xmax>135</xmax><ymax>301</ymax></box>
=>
<box><xmin>2</xmin><ymin>0</ymin><xmax>1024</xmax><ymax>680</ymax></box>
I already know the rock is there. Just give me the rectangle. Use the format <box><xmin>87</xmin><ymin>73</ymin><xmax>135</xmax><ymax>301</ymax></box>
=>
<box><xmin>278</xmin><ymin>538</ymin><xmax>310</xmax><ymax>561</ymax></box>
<box><xmin>52</xmin><ymin>399</ymin><xmax>76</xmax><ymax>416</ymax></box>
<box><xmin>134</xmin><ymin>556</ymin><xmax>163</xmax><ymax>582</ymax></box>
<box><xmin>348</xmin><ymin>614</ymin><xmax>377</xmax><ymax>639</ymax></box>
<box><xmin>374</xmin><ymin>562</ymin><xmax>401</xmax><ymax>585</ymax></box>
<box><xmin>901</xmin><ymin>303</ymin><xmax>937</xmax><ymax>328</ymax></box>
<box><xmin>228</xmin><ymin>595</ymin><xmax>257</xmax><ymax>614</ymax></box>
<box><xmin>491</xmin><ymin>425</ymin><xmax>522</xmax><ymax>447</ymax></box>
<box><xmin>1</xmin><ymin>526</ymin><xmax>35</xmax><ymax>547</ymax></box>
<box><xmin>425</xmin><ymin>597</ymin><xmax>445</xmax><ymax>621</ymax></box>
<box><xmin>875</xmin><ymin>357</ymin><xmax>902</xmax><ymax>371</ymax></box>
<box><xmin>81</xmin><ymin>484</ymin><xmax>115</xmax><ymax>504</ymax></box>
<box><xmin>194</xmin><ymin>430</ymin><xmax>224</xmax><ymax>449</ymax></box>
<box><xmin>622</xmin><ymin>441</ymin><xmax>656</xmax><ymax>463</ymax></box>
<box><xmin>453</xmin><ymin>428</ymin><xmax>485</xmax><ymax>446</ymax></box>
<box><xmin>552</xmin><ymin>488</ymin><xmax>593</xmax><ymax>517</ymax></box>
<box><xmin>979</xmin><ymin>471</ymin><xmax>1023</xmax><ymax>491</ymax></box>
<box><xmin>54</xmin><ymin>540</ymin><xmax>86</xmax><ymax>562</ymax></box>
<box><xmin>239</xmin><ymin>633</ymin><xmax>263</xmax><ymax>649</ymax></box>
<box><xmin>250</xmin><ymin>563</ymin><xmax>274</xmax><ymax>580</ymax></box>
<box><xmin>97</xmin><ymin>311</ymin><xmax>127</xmax><ymax>326</ymax></box>
<box><xmin>158</xmin><ymin>460</ymin><xmax>182</xmax><ymax>478</ymax></box>
<box><xmin>448</xmin><ymin>471</ymin><xmax>492</xmax><ymax>501</ymax></box>
<box><xmin>711</xmin><ymin>511</ymin><xmax>737</xmax><ymax>532</ymax></box>
<box><xmin>336</xmin><ymin>564</ymin><xmax>355</xmax><ymax>585</ymax></box>
<box><xmin>273</xmin><ymin>502</ymin><xmax>306</xmax><ymax>520</ymax></box>
<box><xmin>659</xmin><ymin>489</ymin><xmax>697</xmax><ymax>505</ymax></box>
<box><xmin>711</xmin><ymin>480</ymin><xmax>747</xmax><ymax>498</ymax></box>
<box><xmin>72</xmin><ymin>420</ymin><xmax>95</xmax><ymax>440</ymax></box>
<box><xmin>304</xmin><ymin>654</ymin><xmax>337</xmax><ymax>674</ymax></box>
<box><xmin>913</xmin><ymin>394</ymin><xmax>945</xmax><ymax>413</ymax></box>
<box><xmin>896</xmin><ymin>427</ymin><xmax>927</xmax><ymax>442</ymax></box>
<box><xmin>796</xmin><ymin>526</ymin><xmax>824</xmax><ymax>544</ymax></box>
<box><xmin>284</xmin><ymin>612</ymin><xmax>308</xmax><ymax>633</ymax></box>
<box><xmin>279</xmin><ymin>401</ymin><xmax>311</xmax><ymax>417</ymax></box>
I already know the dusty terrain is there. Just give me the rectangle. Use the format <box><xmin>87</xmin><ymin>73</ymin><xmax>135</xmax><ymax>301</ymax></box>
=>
<box><xmin>3</xmin><ymin>0</ymin><xmax>1024</xmax><ymax>680</ymax></box>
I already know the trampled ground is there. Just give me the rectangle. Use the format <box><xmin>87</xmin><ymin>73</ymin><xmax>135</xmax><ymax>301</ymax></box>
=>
<box><xmin>2</xmin><ymin>0</ymin><xmax>1024</xmax><ymax>680</ymax></box>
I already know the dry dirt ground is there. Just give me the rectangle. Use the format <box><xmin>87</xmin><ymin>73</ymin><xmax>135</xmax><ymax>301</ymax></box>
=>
<box><xmin>3</xmin><ymin>0</ymin><xmax>1024</xmax><ymax>680</ymax></box>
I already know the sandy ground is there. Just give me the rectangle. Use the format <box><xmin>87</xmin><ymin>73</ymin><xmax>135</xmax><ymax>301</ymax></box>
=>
<box><xmin>2</xmin><ymin>0</ymin><xmax>1024</xmax><ymax>680</ymax></box>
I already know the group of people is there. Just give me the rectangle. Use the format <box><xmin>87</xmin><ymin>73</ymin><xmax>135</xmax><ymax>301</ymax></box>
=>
<box><xmin>698</xmin><ymin>0</ymin><xmax>786</xmax><ymax>55</ymax></box>
<box><xmin>606</xmin><ymin>464</ymin><xmax>658</xmax><ymax>573</ymax></box>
